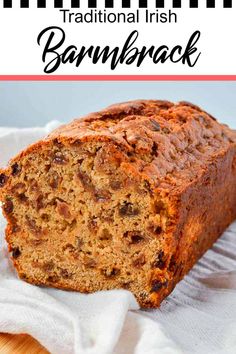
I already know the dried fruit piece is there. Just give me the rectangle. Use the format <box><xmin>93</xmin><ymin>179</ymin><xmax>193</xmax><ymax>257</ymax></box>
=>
<box><xmin>130</xmin><ymin>234</ymin><xmax>144</xmax><ymax>244</ymax></box>
<box><xmin>53</xmin><ymin>139</ymin><xmax>63</xmax><ymax>148</ymax></box>
<box><xmin>18</xmin><ymin>193</ymin><xmax>28</xmax><ymax>203</ymax></box>
<box><xmin>132</xmin><ymin>254</ymin><xmax>146</xmax><ymax>268</ymax></box>
<box><xmin>0</xmin><ymin>174</ymin><xmax>7</xmax><ymax>187</ymax></box>
<box><xmin>151</xmin><ymin>142</ymin><xmax>158</xmax><ymax>156</ymax></box>
<box><xmin>109</xmin><ymin>180</ymin><xmax>122</xmax><ymax>190</ymax></box>
<box><xmin>12</xmin><ymin>183</ymin><xmax>26</xmax><ymax>194</ymax></box>
<box><xmin>155</xmin><ymin>226</ymin><xmax>163</xmax><ymax>235</ymax></box>
<box><xmin>123</xmin><ymin>231</ymin><xmax>145</xmax><ymax>244</ymax></box>
<box><xmin>34</xmin><ymin>194</ymin><xmax>44</xmax><ymax>210</ymax></box>
<box><xmin>3</xmin><ymin>199</ymin><xmax>13</xmax><ymax>214</ymax></box>
<box><xmin>152</xmin><ymin>251</ymin><xmax>165</xmax><ymax>269</ymax></box>
<box><xmin>168</xmin><ymin>255</ymin><xmax>177</xmax><ymax>273</ymax></box>
<box><xmin>44</xmin><ymin>164</ymin><xmax>51</xmax><ymax>172</ymax></box>
<box><xmin>150</xmin><ymin>279</ymin><xmax>168</xmax><ymax>293</ymax></box>
<box><xmin>26</xmin><ymin>216</ymin><xmax>41</xmax><ymax>235</ymax></box>
<box><xmin>76</xmin><ymin>169</ymin><xmax>93</xmax><ymax>191</ymax></box>
<box><xmin>11</xmin><ymin>163</ymin><xmax>21</xmax><ymax>176</ymax></box>
<box><xmin>12</xmin><ymin>247</ymin><xmax>21</xmax><ymax>259</ymax></box>
<box><xmin>94</xmin><ymin>189</ymin><xmax>111</xmax><ymax>202</ymax></box>
<box><xmin>119</xmin><ymin>202</ymin><xmax>139</xmax><ymax>217</ymax></box>
<box><xmin>48</xmin><ymin>171</ymin><xmax>62</xmax><ymax>189</ymax></box>
<box><xmin>52</xmin><ymin>152</ymin><xmax>68</xmax><ymax>165</ymax></box>
<box><xmin>56</xmin><ymin>200</ymin><xmax>71</xmax><ymax>219</ymax></box>
<box><xmin>153</xmin><ymin>200</ymin><xmax>165</xmax><ymax>214</ymax></box>
<box><xmin>148</xmin><ymin>223</ymin><xmax>163</xmax><ymax>235</ymax></box>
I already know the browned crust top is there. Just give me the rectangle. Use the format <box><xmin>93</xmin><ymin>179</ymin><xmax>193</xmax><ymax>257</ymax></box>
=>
<box><xmin>47</xmin><ymin>100</ymin><xmax>236</xmax><ymax>189</ymax></box>
<box><xmin>2</xmin><ymin>100</ymin><xmax>236</xmax><ymax>193</ymax></box>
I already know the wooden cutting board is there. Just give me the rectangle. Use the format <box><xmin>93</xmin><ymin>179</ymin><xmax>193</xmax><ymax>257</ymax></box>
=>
<box><xmin>0</xmin><ymin>333</ymin><xmax>49</xmax><ymax>354</ymax></box>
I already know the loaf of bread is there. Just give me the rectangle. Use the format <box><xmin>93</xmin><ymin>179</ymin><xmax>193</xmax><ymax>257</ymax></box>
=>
<box><xmin>0</xmin><ymin>100</ymin><xmax>236</xmax><ymax>307</ymax></box>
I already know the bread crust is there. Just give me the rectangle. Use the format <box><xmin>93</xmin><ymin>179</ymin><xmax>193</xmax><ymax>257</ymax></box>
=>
<box><xmin>1</xmin><ymin>100</ymin><xmax>236</xmax><ymax>308</ymax></box>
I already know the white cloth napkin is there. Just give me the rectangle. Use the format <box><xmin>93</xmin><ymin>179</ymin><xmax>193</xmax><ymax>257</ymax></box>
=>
<box><xmin>0</xmin><ymin>123</ymin><xmax>236</xmax><ymax>354</ymax></box>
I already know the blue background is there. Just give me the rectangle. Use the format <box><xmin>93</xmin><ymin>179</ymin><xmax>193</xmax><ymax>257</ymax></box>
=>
<box><xmin>0</xmin><ymin>81</ymin><xmax>235</xmax><ymax>128</ymax></box>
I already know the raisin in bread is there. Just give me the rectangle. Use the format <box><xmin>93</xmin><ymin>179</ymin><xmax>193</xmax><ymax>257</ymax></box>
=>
<box><xmin>0</xmin><ymin>100</ymin><xmax>236</xmax><ymax>308</ymax></box>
